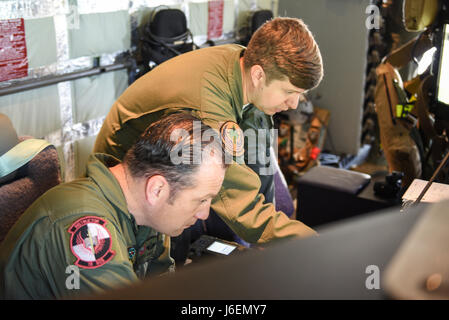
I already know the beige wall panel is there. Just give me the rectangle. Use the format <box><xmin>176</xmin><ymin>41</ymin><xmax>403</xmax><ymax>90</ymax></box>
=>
<box><xmin>68</xmin><ymin>11</ymin><xmax>131</xmax><ymax>58</ymax></box>
<box><xmin>24</xmin><ymin>17</ymin><xmax>58</xmax><ymax>68</ymax></box>
<box><xmin>0</xmin><ymin>85</ymin><xmax>61</xmax><ymax>138</ymax></box>
<box><xmin>74</xmin><ymin>135</ymin><xmax>97</xmax><ymax>179</ymax></box>
<box><xmin>72</xmin><ymin>69</ymin><xmax>128</xmax><ymax>124</ymax></box>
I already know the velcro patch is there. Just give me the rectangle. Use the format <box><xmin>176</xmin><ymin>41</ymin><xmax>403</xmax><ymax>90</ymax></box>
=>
<box><xmin>220</xmin><ymin>121</ymin><xmax>244</xmax><ymax>157</ymax></box>
<box><xmin>68</xmin><ymin>216</ymin><xmax>115</xmax><ymax>269</ymax></box>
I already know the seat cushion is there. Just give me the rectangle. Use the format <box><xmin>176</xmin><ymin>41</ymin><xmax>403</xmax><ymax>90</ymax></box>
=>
<box><xmin>298</xmin><ymin>166</ymin><xmax>371</xmax><ymax>195</ymax></box>
<box><xmin>0</xmin><ymin>145</ymin><xmax>61</xmax><ymax>242</ymax></box>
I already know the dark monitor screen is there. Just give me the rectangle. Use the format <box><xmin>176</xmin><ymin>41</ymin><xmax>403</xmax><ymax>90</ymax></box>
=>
<box><xmin>436</xmin><ymin>24</ymin><xmax>449</xmax><ymax>105</ymax></box>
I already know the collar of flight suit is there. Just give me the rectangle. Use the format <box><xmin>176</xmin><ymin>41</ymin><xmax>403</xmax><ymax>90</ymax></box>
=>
<box><xmin>85</xmin><ymin>153</ymin><xmax>137</xmax><ymax>228</ymax></box>
<box><xmin>86</xmin><ymin>153</ymin><xmax>162</xmax><ymax>247</ymax></box>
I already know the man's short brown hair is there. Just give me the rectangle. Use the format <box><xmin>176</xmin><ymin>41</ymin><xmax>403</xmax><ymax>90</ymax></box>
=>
<box><xmin>124</xmin><ymin>112</ymin><xmax>227</xmax><ymax>203</ymax></box>
<box><xmin>243</xmin><ymin>17</ymin><xmax>323</xmax><ymax>90</ymax></box>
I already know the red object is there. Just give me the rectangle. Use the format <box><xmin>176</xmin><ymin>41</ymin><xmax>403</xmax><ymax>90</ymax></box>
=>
<box><xmin>310</xmin><ymin>147</ymin><xmax>321</xmax><ymax>160</ymax></box>
<box><xmin>207</xmin><ymin>0</ymin><xmax>224</xmax><ymax>39</ymax></box>
<box><xmin>0</xmin><ymin>18</ymin><xmax>28</xmax><ymax>82</ymax></box>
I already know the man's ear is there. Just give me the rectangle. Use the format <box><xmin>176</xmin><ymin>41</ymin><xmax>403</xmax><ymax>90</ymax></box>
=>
<box><xmin>250</xmin><ymin>65</ymin><xmax>265</xmax><ymax>88</ymax></box>
<box><xmin>145</xmin><ymin>175</ymin><xmax>169</xmax><ymax>206</ymax></box>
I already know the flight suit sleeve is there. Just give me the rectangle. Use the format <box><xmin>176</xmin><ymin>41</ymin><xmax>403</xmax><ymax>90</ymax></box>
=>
<box><xmin>40</xmin><ymin>216</ymin><xmax>139</xmax><ymax>299</ymax></box>
<box><xmin>211</xmin><ymin>162</ymin><xmax>317</xmax><ymax>244</ymax></box>
<box><xmin>200</xmin><ymin>113</ymin><xmax>317</xmax><ymax>245</ymax></box>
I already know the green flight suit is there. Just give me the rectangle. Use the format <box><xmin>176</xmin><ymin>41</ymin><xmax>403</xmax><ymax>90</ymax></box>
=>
<box><xmin>94</xmin><ymin>44</ymin><xmax>316</xmax><ymax>244</ymax></box>
<box><xmin>0</xmin><ymin>154</ymin><xmax>173</xmax><ymax>299</ymax></box>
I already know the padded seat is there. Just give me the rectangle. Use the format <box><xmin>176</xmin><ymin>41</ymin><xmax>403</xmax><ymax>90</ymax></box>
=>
<box><xmin>0</xmin><ymin>140</ymin><xmax>61</xmax><ymax>242</ymax></box>
<box><xmin>296</xmin><ymin>165</ymin><xmax>376</xmax><ymax>227</ymax></box>
<box><xmin>298</xmin><ymin>165</ymin><xmax>371</xmax><ymax>195</ymax></box>
<box><xmin>0</xmin><ymin>114</ymin><xmax>61</xmax><ymax>243</ymax></box>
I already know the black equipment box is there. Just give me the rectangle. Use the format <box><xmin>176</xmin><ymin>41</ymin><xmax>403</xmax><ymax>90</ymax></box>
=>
<box><xmin>296</xmin><ymin>166</ymin><xmax>399</xmax><ymax>227</ymax></box>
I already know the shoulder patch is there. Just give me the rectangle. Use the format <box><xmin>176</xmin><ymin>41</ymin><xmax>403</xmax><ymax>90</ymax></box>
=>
<box><xmin>68</xmin><ymin>216</ymin><xmax>116</xmax><ymax>269</ymax></box>
<box><xmin>220</xmin><ymin>121</ymin><xmax>244</xmax><ymax>157</ymax></box>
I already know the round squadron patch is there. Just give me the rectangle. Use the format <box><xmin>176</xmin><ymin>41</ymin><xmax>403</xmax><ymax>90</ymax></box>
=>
<box><xmin>68</xmin><ymin>216</ymin><xmax>115</xmax><ymax>269</ymax></box>
<box><xmin>128</xmin><ymin>247</ymin><xmax>136</xmax><ymax>263</ymax></box>
<box><xmin>220</xmin><ymin>121</ymin><xmax>244</xmax><ymax>157</ymax></box>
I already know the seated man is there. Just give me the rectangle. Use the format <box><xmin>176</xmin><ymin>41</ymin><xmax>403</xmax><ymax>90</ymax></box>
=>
<box><xmin>0</xmin><ymin>113</ymin><xmax>227</xmax><ymax>299</ymax></box>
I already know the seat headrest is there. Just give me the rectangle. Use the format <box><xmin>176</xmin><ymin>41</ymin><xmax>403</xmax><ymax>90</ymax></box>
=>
<box><xmin>0</xmin><ymin>114</ymin><xmax>20</xmax><ymax>185</ymax></box>
<box><xmin>0</xmin><ymin>113</ymin><xmax>19</xmax><ymax>157</ymax></box>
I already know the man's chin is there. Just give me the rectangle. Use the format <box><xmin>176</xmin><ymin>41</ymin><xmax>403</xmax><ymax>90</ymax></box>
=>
<box><xmin>263</xmin><ymin>109</ymin><xmax>276</xmax><ymax>116</ymax></box>
<box><xmin>171</xmin><ymin>225</ymin><xmax>191</xmax><ymax>237</ymax></box>
<box><xmin>171</xmin><ymin>229</ymin><xmax>183</xmax><ymax>237</ymax></box>
<box><xmin>270</xmin><ymin>107</ymin><xmax>284</xmax><ymax>115</ymax></box>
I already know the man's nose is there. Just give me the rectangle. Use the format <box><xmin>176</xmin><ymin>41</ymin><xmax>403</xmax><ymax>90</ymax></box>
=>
<box><xmin>287</xmin><ymin>93</ymin><xmax>300</xmax><ymax>110</ymax></box>
<box><xmin>195</xmin><ymin>206</ymin><xmax>210</xmax><ymax>220</ymax></box>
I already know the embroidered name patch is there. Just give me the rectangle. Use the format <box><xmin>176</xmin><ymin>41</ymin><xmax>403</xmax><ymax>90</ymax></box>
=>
<box><xmin>220</xmin><ymin>121</ymin><xmax>244</xmax><ymax>157</ymax></box>
<box><xmin>68</xmin><ymin>216</ymin><xmax>115</xmax><ymax>269</ymax></box>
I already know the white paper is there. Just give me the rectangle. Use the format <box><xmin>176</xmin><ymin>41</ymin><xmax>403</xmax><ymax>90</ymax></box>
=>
<box><xmin>402</xmin><ymin>179</ymin><xmax>449</xmax><ymax>203</ymax></box>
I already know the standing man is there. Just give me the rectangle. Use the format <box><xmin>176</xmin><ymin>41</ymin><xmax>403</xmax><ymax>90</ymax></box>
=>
<box><xmin>94</xmin><ymin>17</ymin><xmax>323</xmax><ymax>245</ymax></box>
<box><xmin>0</xmin><ymin>113</ymin><xmax>227</xmax><ymax>299</ymax></box>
